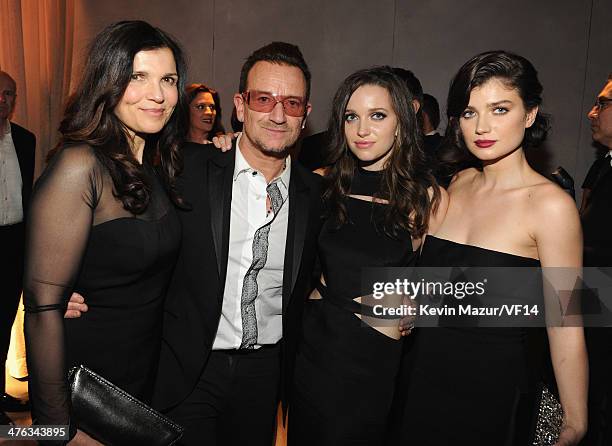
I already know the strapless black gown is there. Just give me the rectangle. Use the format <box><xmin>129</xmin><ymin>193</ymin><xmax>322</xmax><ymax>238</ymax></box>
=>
<box><xmin>390</xmin><ymin>235</ymin><xmax>544</xmax><ymax>446</ymax></box>
<box><xmin>63</xmin><ymin>210</ymin><xmax>180</xmax><ymax>400</ymax></box>
<box><xmin>289</xmin><ymin>168</ymin><xmax>417</xmax><ymax>446</ymax></box>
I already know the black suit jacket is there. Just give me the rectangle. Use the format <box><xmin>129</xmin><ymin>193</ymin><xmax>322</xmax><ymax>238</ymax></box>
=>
<box><xmin>154</xmin><ymin>142</ymin><xmax>323</xmax><ymax>411</ymax></box>
<box><xmin>9</xmin><ymin>122</ymin><xmax>36</xmax><ymax>218</ymax></box>
<box><xmin>423</xmin><ymin>132</ymin><xmax>443</xmax><ymax>154</ymax></box>
<box><xmin>581</xmin><ymin>156</ymin><xmax>612</xmax><ymax>266</ymax></box>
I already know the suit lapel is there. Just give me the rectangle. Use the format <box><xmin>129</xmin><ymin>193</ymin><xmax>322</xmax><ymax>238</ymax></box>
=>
<box><xmin>592</xmin><ymin>158</ymin><xmax>612</xmax><ymax>192</ymax></box>
<box><xmin>208</xmin><ymin>146</ymin><xmax>235</xmax><ymax>289</ymax></box>
<box><xmin>10</xmin><ymin>123</ymin><xmax>28</xmax><ymax>182</ymax></box>
<box><xmin>283</xmin><ymin>163</ymin><xmax>310</xmax><ymax>311</ymax></box>
<box><xmin>207</xmin><ymin>147</ymin><xmax>311</xmax><ymax>311</ymax></box>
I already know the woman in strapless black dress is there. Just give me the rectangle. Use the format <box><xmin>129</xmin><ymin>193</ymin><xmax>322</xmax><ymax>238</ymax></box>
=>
<box><xmin>289</xmin><ymin>67</ymin><xmax>447</xmax><ymax>445</ymax></box>
<box><xmin>391</xmin><ymin>51</ymin><xmax>587</xmax><ymax>445</ymax></box>
<box><xmin>23</xmin><ymin>21</ymin><xmax>187</xmax><ymax>444</ymax></box>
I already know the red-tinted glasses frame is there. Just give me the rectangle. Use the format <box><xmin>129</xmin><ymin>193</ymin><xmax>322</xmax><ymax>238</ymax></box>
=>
<box><xmin>241</xmin><ymin>90</ymin><xmax>307</xmax><ymax>117</ymax></box>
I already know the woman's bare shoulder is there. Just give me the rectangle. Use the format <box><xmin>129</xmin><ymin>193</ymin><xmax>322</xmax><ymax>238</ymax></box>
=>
<box><xmin>427</xmin><ymin>184</ymin><xmax>449</xmax><ymax>207</ymax></box>
<box><xmin>527</xmin><ymin>178</ymin><xmax>578</xmax><ymax>219</ymax></box>
<box><xmin>447</xmin><ymin>167</ymin><xmax>479</xmax><ymax>190</ymax></box>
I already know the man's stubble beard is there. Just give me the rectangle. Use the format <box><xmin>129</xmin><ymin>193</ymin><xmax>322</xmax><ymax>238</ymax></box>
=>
<box><xmin>250</xmin><ymin>131</ymin><xmax>299</xmax><ymax>159</ymax></box>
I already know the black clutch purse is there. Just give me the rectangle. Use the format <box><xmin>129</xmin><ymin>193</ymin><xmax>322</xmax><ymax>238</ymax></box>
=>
<box><xmin>68</xmin><ymin>365</ymin><xmax>184</xmax><ymax>446</ymax></box>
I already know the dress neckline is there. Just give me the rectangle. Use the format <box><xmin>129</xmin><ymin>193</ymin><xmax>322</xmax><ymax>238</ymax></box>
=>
<box><xmin>426</xmin><ymin>235</ymin><xmax>540</xmax><ymax>263</ymax></box>
<box><xmin>356</xmin><ymin>166</ymin><xmax>384</xmax><ymax>177</ymax></box>
<box><xmin>351</xmin><ymin>166</ymin><xmax>384</xmax><ymax>198</ymax></box>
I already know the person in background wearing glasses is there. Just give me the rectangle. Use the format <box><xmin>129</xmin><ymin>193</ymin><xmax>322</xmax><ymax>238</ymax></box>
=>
<box><xmin>185</xmin><ymin>83</ymin><xmax>225</xmax><ymax>144</ymax></box>
<box><xmin>580</xmin><ymin>73</ymin><xmax>612</xmax><ymax>446</ymax></box>
<box><xmin>152</xmin><ymin>42</ymin><xmax>323</xmax><ymax>446</ymax></box>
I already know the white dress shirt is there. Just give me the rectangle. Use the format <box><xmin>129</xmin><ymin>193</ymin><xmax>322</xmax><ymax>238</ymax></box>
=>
<box><xmin>0</xmin><ymin>121</ymin><xmax>23</xmax><ymax>225</ymax></box>
<box><xmin>212</xmin><ymin>135</ymin><xmax>290</xmax><ymax>350</ymax></box>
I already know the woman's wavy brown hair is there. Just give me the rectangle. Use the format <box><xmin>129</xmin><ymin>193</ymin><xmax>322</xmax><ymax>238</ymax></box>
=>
<box><xmin>53</xmin><ymin>20</ymin><xmax>188</xmax><ymax>213</ymax></box>
<box><xmin>323</xmin><ymin>66</ymin><xmax>439</xmax><ymax>239</ymax></box>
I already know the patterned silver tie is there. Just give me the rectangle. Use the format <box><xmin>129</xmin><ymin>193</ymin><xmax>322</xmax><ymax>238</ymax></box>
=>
<box><xmin>240</xmin><ymin>182</ymin><xmax>284</xmax><ymax>349</ymax></box>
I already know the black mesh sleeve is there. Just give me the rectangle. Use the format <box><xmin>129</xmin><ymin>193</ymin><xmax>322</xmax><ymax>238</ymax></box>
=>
<box><xmin>23</xmin><ymin>146</ymin><xmax>98</xmax><ymax>428</ymax></box>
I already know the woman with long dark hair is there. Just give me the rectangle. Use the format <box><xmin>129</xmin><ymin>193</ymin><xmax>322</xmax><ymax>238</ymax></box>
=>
<box><xmin>185</xmin><ymin>83</ymin><xmax>225</xmax><ymax>143</ymax></box>
<box><xmin>393</xmin><ymin>51</ymin><xmax>587</xmax><ymax>445</ymax></box>
<box><xmin>23</xmin><ymin>21</ymin><xmax>186</xmax><ymax>443</ymax></box>
<box><xmin>289</xmin><ymin>66</ymin><xmax>446</xmax><ymax>445</ymax></box>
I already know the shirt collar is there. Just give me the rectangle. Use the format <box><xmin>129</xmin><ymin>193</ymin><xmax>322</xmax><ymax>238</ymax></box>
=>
<box><xmin>233</xmin><ymin>134</ymin><xmax>253</xmax><ymax>180</ymax></box>
<box><xmin>1</xmin><ymin>120</ymin><xmax>10</xmax><ymax>135</ymax></box>
<box><xmin>233</xmin><ymin>133</ymin><xmax>292</xmax><ymax>191</ymax></box>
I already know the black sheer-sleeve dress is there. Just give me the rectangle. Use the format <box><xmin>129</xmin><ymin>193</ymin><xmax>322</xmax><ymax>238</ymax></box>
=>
<box><xmin>289</xmin><ymin>167</ymin><xmax>417</xmax><ymax>446</ymax></box>
<box><xmin>23</xmin><ymin>145</ymin><xmax>181</xmax><ymax>430</ymax></box>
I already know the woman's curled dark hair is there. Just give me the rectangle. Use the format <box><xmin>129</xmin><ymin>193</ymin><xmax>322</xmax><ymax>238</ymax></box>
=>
<box><xmin>323</xmin><ymin>66</ymin><xmax>439</xmax><ymax>239</ymax></box>
<box><xmin>53</xmin><ymin>20</ymin><xmax>188</xmax><ymax>213</ymax></box>
<box><xmin>439</xmin><ymin>50</ymin><xmax>550</xmax><ymax>176</ymax></box>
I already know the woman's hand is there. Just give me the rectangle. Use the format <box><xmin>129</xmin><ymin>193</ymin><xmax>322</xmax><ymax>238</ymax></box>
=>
<box><xmin>399</xmin><ymin>317</ymin><xmax>414</xmax><ymax>336</ymax></box>
<box><xmin>68</xmin><ymin>429</ymin><xmax>104</xmax><ymax>445</ymax></box>
<box><xmin>399</xmin><ymin>295</ymin><xmax>416</xmax><ymax>336</ymax></box>
<box><xmin>554</xmin><ymin>421</ymin><xmax>585</xmax><ymax>446</ymax></box>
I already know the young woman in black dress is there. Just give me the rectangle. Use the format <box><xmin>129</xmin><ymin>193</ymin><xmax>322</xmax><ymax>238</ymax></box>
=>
<box><xmin>23</xmin><ymin>21</ymin><xmax>186</xmax><ymax>444</ymax></box>
<box><xmin>289</xmin><ymin>66</ymin><xmax>447</xmax><ymax>445</ymax></box>
<box><xmin>394</xmin><ymin>51</ymin><xmax>587</xmax><ymax>446</ymax></box>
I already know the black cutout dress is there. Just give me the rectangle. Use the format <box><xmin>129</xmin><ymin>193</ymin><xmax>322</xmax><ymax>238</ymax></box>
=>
<box><xmin>290</xmin><ymin>168</ymin><xmax>416</xmax><ymax>445</ymax></box>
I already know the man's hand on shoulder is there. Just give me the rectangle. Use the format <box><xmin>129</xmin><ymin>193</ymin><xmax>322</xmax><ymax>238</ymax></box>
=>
<box><xmin>212</xmin><ymin>132</ymin><xmax>239</xmax><ymax>152</ymax></box>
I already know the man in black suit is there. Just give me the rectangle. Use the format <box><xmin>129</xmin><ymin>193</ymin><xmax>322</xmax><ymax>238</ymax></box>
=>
<box><xmin>0</xmin><ymin>71</ymin><xmax>35</xmax><ymax>422</ymax></box>
<box><xmin>580</xmin><ymin>73</ymin><xmax>612</xmax><ymax>446</ymax></box>
<box><xmin>154</xmin><ymin>42</ymin><xmax>322</xmax><ymax>446</ymax></box>
<box><xmin>581</xmin><ymin>74</ymin><xmax>612</xmax><ymax>265</ymax></box>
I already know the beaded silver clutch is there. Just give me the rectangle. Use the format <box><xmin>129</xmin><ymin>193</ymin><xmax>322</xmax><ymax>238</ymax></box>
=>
<box><xmin>532</xmin><ymin>385</ymin><xmax>564</xmax><ymax>446</ymax></box>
